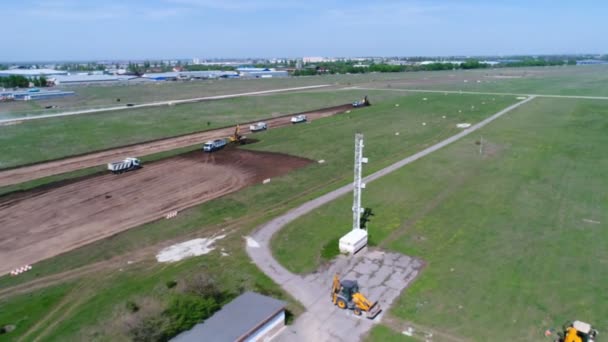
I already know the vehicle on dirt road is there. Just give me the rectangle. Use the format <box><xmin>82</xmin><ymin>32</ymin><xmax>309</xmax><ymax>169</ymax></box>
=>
<box><xmin>331</xmin><ymin>274</ymin><xmax>381</xmax><ymax>319</ymax></box>
<box><xmin>352</xmin><ymin>96</ymin><xmax>370</xmax><ymax>108</ymax></box>
<box><xmin>203</xmin><ymin>139</ymin><xmax>227</xmax><ymax>152</ymax></box>
<box><xmin>291</xmin><ymin>114</ymin><xmax>307</xmax><ymax>124</ymax></box>
<box><xmin>107</xmin><ymin>157</ymin><xmax>142</xmax><ymax>174</ymax></box>
<box><xmin>249</xmin><ymin>122</ymin><xmax>268</xmax><ymax>132</ymax></box>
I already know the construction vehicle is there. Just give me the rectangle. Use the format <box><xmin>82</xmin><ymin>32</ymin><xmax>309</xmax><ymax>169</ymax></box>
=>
<box><xmin>249</xmin><ymin>122</ymin><xmax>268</xmax><ymax>132</ymax></box>
<box><xmin>228</xmin><ymin>124</ymin><xmax>246</xmax><ymax>144</ymax></box>
<box><xmin>107</xmin><ymin>157</ymin><xmax>142</xmax><ymax>174</ymax></box>
<box><xmin>556</xmin><ymin>321</ymin><xmax>598</xmax><ymax>342</ymax></box>
<box><xmin>202</xmin><ymin>139</ymin><xmax>227</xmax><ymax>152</ymax></box>
<box><xmin>331</xmin><ymin>274</ymin><xmax>381</xmax><ymax>319</ymax></box>
<box><xmin>291</xmin><ymin>114</ymin><xmax>307</xmax><ymax>124</ymax></box>
<box><xmin>352</xmin><ymin>96</ymin><xmax>370</xmax><ymax>108</ymax></box>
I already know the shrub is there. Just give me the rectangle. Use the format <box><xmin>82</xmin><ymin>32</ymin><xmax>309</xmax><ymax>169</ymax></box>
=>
<box><xmin>126</xmin><ymin>300</ymin><xmax>140</xmax><ymax>313</ymax></box>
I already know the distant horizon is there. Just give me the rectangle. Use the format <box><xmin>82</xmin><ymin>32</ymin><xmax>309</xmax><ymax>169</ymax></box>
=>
<box><xmin>3</xmin><ymin>0</ymin><xmax>608</xmax><ymax>61</ymax></box>
<box><xmin>3</xmin><ymin>52</ymin><xmax>607</xmax><ymax>65</ymax></box>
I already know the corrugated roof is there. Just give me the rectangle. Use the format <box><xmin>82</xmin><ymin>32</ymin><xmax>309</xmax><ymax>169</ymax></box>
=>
<box><xmin>0</xmin><ymin>69</ymin><xmax>67</xmax><ymax>76</ymax></box>
<box><xmin>171</xmin><ymin>292</ymin><xmax>286</xmax><ymax>342</ymax></box>
<box><xmin>52</xmin><ymin>75</ymin><xmax>137</xmax><ymax>83</ymax></box>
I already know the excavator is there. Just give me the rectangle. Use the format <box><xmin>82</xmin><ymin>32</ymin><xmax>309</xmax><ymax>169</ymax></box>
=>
<box><xmin>331</xmin><ymin>274</ymin><xmax>381</xmax><ymax>319</ymax></box>
<box><xmin>352</xmin><ymin>95</ymin><xmax>371</xmax><ymax>108</ymax></box>
<box><xmin>556</xmin><ymin>321</ymin><xmax>598</xmax><ymax>342</ymax></box>
<box><xmin>228</xmin><ymin>124</ymin><xmax>246</xmax><ymax>144</ymax></box>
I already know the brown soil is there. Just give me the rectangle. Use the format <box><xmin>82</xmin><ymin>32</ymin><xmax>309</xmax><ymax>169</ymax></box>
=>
<box><xmin>0</xmin><ymin>104</ymin><xmax>352</xmax><ymax>188</ymax></box>
<box><xmin>0</xmin><ymin>149</ymin><xmax>311</xmax><ymax>275</ymax></box>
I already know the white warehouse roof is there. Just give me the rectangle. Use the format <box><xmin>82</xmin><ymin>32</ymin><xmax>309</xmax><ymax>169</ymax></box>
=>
<box><xmin>0</xmin><ymin>69</ymin><xmax>68</xmax><ymax>77</ymax></box>
<box><xmin>51</xmin><ymin>74</ymin><xmax>137</xmax><ymax>84</ymax></box>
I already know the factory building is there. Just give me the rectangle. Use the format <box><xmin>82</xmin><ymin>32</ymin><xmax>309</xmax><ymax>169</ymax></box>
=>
<box><xmin>0</xmin><ymin>69</ymin><xmax>68</xmax><ymax>78</ymax></box>
<box><xmin>0</xmin><ymin>89</ymin><xmax>75</xmax><ymax>101</ymax></box>
<box><xmin>50</xmin><ymin>74</ymin><xmax>138</xmax><ymax>85</ymax></box>
<box><xmin>171</xmin><ymin>292</ymin><xmax>287</xmax><ymax>342</ymax></box>
<box><xmin>143</xmin><ymin>70</ymin><xmax>239</xmax><ymax>81</ymax></box>
<box><xmin>236</xmin><ymin>67</ymin><xmax>288</xmax><ymax>78</ymax></box>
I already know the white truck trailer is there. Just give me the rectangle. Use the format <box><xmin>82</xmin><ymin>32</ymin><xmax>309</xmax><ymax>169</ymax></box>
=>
<box><xmin>291</xmin><ymin>114</ymin><xmax>307</xmax><ymax>124</ymax></box>
<box><xmin>107</xmin><ymin>157</ymin><xmax>142</xmax><ymax>174</ymax></box>
<box><xmin>203</xmin><ymin>139</ymin><xmax>227</xmax><ymax>152</ymax></box>
<box><xmin>249</xmin><ymin>122</ymin><xmax>268</xmax><ymax>132</ymax></box>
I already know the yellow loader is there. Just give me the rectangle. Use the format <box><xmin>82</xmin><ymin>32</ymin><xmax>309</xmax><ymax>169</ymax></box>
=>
<box><xmin>331</xmin><ymin>274</ymin><xmax>381</xmax><ymax>319</ymax></box>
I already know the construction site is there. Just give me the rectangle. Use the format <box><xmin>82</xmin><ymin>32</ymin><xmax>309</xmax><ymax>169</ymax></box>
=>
<box><xmin>1</xmin><ymin>66</ymin><xmax>607</xmax><ymax>342</ymax></box>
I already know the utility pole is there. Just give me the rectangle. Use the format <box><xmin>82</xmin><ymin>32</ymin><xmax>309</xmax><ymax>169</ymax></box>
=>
<box><xmin>352</xmin><ymin>133</ymin><xmax>368</xmax><ymax>230</ymax></box>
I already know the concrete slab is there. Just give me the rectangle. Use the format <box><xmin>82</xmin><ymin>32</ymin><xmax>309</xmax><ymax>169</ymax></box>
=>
<box><xmin>274</xmin><ymin>248</ymin><xmax>423</xmax><ymax>342</ymax></box>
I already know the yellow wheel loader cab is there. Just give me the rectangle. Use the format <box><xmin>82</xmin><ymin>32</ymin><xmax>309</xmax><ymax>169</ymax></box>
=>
<box><xmin>558</xmin><ymin>320</ymin><xmax>598</xmax><ymax>342</ymax></box>
<box><xmin>331</xmin><ymin>274</ymin><xmax>381</xmax><ymax>319</ymax></box>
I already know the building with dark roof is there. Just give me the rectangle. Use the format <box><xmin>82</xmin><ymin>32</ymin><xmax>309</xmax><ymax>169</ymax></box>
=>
<box><xmin>171</xmin><ymin>292</ymin><xmax>287</xmax><ymax>342</ymax></box>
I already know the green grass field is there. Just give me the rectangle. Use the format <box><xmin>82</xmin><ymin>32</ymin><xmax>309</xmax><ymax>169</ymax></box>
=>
<box><xmin>3</xmin><ymin>66</ymin><xmax>607</xmax><ymax>340</ymax></box>
<box><xmin>0</xmin><ymin>93</ymin><xmax>515</xmax><ymax>341</ymax></box>
<box><xmin>365</xmin><ymin>325</ymin><xmax>415</xmax><ymax>341</ymax></box>
<box><xmin>0</xmin><ymin>72</ymin><xmax>415</xmax><ymax>117</ymax></box>
<box><xmin>0</xmin><ymin>89</ymin><xmax>403</xmax><ymax>169</ymax></box>
<box><xmin>385</xmin><ymin>65</ymin><xmax>608</xmax><ymax>97</ymax></box>
<box><xmin>272</xmin><ymin>97</ymin><xmax>608</xmax><ymax>341</ymax></box>
<box><xmin>4</xmin><ymin>65</ymin><xmax>602</xmax><ymax>119</ymax></box>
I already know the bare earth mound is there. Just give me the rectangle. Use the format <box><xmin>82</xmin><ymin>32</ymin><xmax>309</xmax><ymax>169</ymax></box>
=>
<box><xmin>0</xmin><ymin>149</ymin><xmax>311</xmax><ymax>274</ymax></box>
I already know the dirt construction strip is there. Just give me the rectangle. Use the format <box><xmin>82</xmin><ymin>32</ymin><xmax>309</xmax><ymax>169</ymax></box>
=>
<box><xmin>0</xmin><ymin>85</ymin><xmax>331</xmax><ymax>124</ymax></box>
<box><xmin>246</xmin><ymin>96</ymin><xmax>536</xmax><ymax>341</ymax></box>
<box><xmin>0</xmin><ymin>103</ymin><xmax>352</xmax><ymax>188</ymax></box>
<box><xmin>0</xmin><ymin>149</ymin><xmax>311</xmax><ymax>275</ymax></box>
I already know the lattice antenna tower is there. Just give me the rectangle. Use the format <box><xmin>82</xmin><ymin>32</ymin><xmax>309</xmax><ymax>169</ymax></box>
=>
<box><xmin>352</xmin><ymin>133</ymin><xmax>368</xmax><ymax>230</ymax></box>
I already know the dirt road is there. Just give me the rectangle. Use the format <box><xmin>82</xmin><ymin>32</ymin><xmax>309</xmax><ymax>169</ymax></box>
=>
<box><xmin>246</xmin><ymin>97</ymin><xmax>536</xmax><ymax>341</ymax></box>
<box><xmin>0</xmin><ymin>149</ymin><xmax>310</xmax><ymax>275</ymax></box>
<box><xmin>0</xmin><ymin>104</ymin><xmax>351</xmax><ymax>188</ymax></box>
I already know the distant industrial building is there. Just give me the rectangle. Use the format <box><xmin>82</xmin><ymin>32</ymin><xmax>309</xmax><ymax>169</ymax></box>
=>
<box><xmin>50</xmin><ymin>74</ymin><xmax>138</xmax><ymax>85</ymax></box>
<box><xmin>577</xmin><ymin>59</ymin><xmax>608</xmax><ymax>65</ymax></box>
<box><xmin>143</xmin><ymin>70</ymin><xmax>239</xmax><ymax>81</ymax></box>
<box><xmin>303</xmin><ymin>56</ymin><xmax>336</xmax><ymax>63</ymax></box>
<box><xmin>236</xmin><ymin>67</ymin><xmax>288</xmax><ymax>78</ymax></box>
<box><xmin>171</xmin><ymin>292</ymin><xmax>286</xmax><ymax>342</ymax></box>
<box><xmin>0</xmin><ymin>89</ymin><xmax>75</xmax><ymax>101</ymax></box>
<box><xmin>0</xmin><ymin>69</ymin><xmax>68</xmax><ymax>78</ymax></box>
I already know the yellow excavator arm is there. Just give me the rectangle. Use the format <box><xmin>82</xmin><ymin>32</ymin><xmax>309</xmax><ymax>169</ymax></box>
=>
<box><xmin>352</xmin><ymin>293</ymin><xmax>374</xmax><ymax>311</ymax></box>
<box><xmin>331</xmin><ymin>274</ymin><xmax>340</xmax><ymax>304</ymax></box>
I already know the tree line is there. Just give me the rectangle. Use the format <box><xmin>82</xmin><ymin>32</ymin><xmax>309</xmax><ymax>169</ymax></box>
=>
<box><xmin>293</xmin><ymin>58</ymin><xmax>579</xmax><ymax>76</ymax></box>
<box><xmin>0</xmin><ymin>75</ymin><xmax>47</xmax><ymax>88</ymax></box>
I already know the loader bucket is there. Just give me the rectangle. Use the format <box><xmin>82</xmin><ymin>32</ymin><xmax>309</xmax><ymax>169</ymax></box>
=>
<box><xmin>366</xmin><ymin>301</ymin><xmax>381</xmax><ymax>319</ymax></box>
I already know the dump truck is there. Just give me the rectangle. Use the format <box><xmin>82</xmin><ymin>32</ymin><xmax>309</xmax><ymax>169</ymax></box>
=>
<box><xmin>557</xmin><ymin>321</ymin><xmax>598</xmax><ymax>342</ymax></box>
<box><xmin>203</xmin><ymin>139</ymin><xmax>227</xmax><ymax>152</ymax></box>
<box><xmin>107</xmin><ymin>157</ymin><xmax>142</xmax><ymax>174</ymax></box>
<box><xmin>331</xmin><ymin>274</ymin><xmax>381</xmax><ymax>319</ymax></box>
<box><xmin>352</xmin><ymin>96</ymin><xmax>370</xmax><ymax>107</ymax></box>
<box><xmin>249</xmin><ymin>122</ymin><xmax>267</xmax><ymax>132</ymax></box>
<box><xmin>291</xmin><ymin>114</ymin><xmax>307</xmax><ymax>124</ymax></box>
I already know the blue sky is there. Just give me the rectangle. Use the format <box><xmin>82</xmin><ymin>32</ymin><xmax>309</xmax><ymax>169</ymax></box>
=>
<box><xmin>2</xmin><ymin>0</ymin><xmax>606</xmax><ymax>61</ymax></box>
